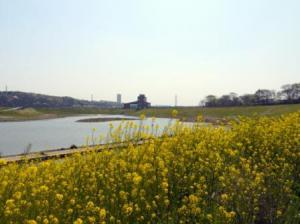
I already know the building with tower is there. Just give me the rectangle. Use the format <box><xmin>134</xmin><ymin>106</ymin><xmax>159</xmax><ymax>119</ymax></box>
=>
<box><xmin>123</xmin><ymin>94</ymin><xmax>151</xmax><ymax>110</ymax></box>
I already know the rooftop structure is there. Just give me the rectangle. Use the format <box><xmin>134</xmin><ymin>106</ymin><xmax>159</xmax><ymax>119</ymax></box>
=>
<box><xmin>123</xmin><ymin>94</ymin><xmax>151</xmax><ymax>110</ymax></box>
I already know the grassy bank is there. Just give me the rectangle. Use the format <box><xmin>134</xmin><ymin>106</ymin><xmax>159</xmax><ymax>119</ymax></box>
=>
<box><xmin>93</xmin><ymin>104</ymin><xmax>300</xmax><ymax>122</ymax></box>
<box><xmin>76</xmin><ymin>117</ymin><xmax>138</xmax><ymax>123</ymax></box>
<box><xmin>0</xmin><ymin>107</ymin><xmax>107</xmax><ymax>122</ymax></box>
<box><xmin>0</xmin><ymin>104</ymin><xmax>300</xmax><ymax>122</ymax></box>
<box><xmin>0</xmin><ymin>108</ymin><xmax>50</xmax><ymax>121</ymax></box>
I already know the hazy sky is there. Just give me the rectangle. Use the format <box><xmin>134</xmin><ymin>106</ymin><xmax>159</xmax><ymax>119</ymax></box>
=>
<box><xmin>0</xmin><ymin>0</ymin><xmax>299</xmax><ymax>105</ymax></box>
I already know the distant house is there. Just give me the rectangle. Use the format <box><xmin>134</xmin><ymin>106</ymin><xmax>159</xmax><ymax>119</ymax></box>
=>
<box><xmin>124</xmin><ymin>94</ymin><xmax>151</xmax><ymax>110</ymax></box>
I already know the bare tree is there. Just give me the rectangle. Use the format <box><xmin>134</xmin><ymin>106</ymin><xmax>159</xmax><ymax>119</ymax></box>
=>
<box><xmin>200</xmin><ymin>82</ymin><xmax>300</xmax><ymax>107</ymax></box>
<box><xmin>255</xmin><ymin>89</ymin><xmax>276</xmax><ymax>105</ymax></box>
<box><xmin>240</xmin><ymin>94</ymin><xmax>256</xmax><ymax>105</ymax></box>
<box><xmin>204</xmin><ymin>95</ymin><xmax>217</xmax><ymax>107</ymax></box>
<box><xmin>281</xmin><ymin>83</ymin><xmax>300</xmax><ymax>103</ymax></box>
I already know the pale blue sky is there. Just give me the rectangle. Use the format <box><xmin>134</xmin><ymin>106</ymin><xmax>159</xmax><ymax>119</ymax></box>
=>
<box><xmin>0</xmin><ymin>0</ymin><xmax>299</xmax><ymax>105</ymax></box>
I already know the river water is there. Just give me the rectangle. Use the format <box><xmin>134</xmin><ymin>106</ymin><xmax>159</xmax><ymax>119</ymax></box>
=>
<box><xmin>0</xmin><ymin>114</ymin><xmax>174</xmax><ymax>156</ymax></box>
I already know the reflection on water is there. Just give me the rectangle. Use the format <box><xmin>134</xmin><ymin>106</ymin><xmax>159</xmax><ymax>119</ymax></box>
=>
<box><xmin>0</xmin><ymin>114</ymin><xmax>173</xmax><ymax>156</ymax></box>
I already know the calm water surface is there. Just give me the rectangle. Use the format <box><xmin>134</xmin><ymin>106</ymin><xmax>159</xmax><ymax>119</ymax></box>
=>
<box><xmin>0</xmin><ymin>114</ymin><xmax>173</xmax><ymax>156</ymax></box>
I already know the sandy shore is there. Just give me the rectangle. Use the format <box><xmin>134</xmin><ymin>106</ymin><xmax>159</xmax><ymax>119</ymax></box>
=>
<box><xmin>76</xmin><ymin>117</ymin><xmax>138</xmax><ymax>122</ymax></box>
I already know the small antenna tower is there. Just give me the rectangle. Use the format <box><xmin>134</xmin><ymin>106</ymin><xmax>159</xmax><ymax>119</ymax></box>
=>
<box><xmin>91</xmin><ymin>94</ymin><xmax>93</xmax><ymax>102</ymax></box>
<box><xmin>175</xmin><ymin>94</ymin><xmax>178</xmax><ymax>107</ymax></box>
<box><xmin>5</xmin><ymin>85</ymin><xmax>8</xmax><ymax>92</ymax></box>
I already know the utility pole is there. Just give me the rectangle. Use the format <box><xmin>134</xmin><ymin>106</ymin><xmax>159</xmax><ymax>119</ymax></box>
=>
<box><xmin>4</xmin><ymin>85</ymin><xmax>8</xmax><ymax>96</ymax></box>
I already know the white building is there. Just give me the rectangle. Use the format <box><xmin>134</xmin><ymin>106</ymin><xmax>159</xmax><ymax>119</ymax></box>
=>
<box><xmin>117</xmin><ymin>94</ymin><xmax>122</xmax><ymax>104</ymax></box>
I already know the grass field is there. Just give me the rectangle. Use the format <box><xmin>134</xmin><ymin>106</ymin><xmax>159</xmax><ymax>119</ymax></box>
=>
<box><xmin>90</xmin><ymin>104</ymin><xmax>300</xmax><ymax>122</ymax></box>
<box><xmin>0</xmin><ymin>108</ymin><xmax>53</xmax><ymax>121</ymax></box>
<box><xmin>0</xmin><ymin>104</ymin><xmax>300</xmax><ymax>122</ymax></box>
<box><xmin>0</xmin><ymin>107</ymin><xmax>106</xmax><ymax>122</ymax></box>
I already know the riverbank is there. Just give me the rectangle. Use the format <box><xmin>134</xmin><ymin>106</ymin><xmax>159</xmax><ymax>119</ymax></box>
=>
<box><xmin>86</xmin><ymin>104</ymin><xmax>300</xmax><ymax>123</ymax></box>
<box><xmin>0</xmin><ymin>107</ymin><xmax>111</xmax><ymax>122</ymax></box>
<box><xmin>1</xmin><ymin>140</ymin><xmax>147</xmax><ymax>163</ymax></box>
<box><xmin>1</xmin><ymin>104</ymin><xmax>300</xmax><ymax>123</ymax></box>
<box><xmin>76</xmin><ymin>117</ymin><xmax>138</xmax><ymax>122</ymax></box>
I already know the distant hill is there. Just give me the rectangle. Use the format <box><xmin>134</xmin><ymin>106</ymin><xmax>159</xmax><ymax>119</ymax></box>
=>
<box><xmin>0</xmin><ymin>91</ymin><xmax>122</xmax><ymax>108</ymax></box>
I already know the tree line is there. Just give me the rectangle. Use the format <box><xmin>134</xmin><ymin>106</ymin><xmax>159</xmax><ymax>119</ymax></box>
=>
<box><xmin>0</xmin><ymin>91</ymin><xmax>122</xmax><ymax>108</ymax></box>
<box><xmin>201</xmin><ymin>83</ymin><xmax>300</xmax><ymax>107</ymax></box>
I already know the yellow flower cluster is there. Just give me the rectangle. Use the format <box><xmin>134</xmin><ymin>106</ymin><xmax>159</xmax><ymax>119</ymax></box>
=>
<box><xmin>0</xmin><ymin>112</ymin><xmax>300</xmax><ymax>223</ymax></box>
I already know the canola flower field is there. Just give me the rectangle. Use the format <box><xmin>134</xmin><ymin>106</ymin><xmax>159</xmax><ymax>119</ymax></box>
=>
<box><xmin>0</xmin><ymin>112</ymin><xmax>300</xmax><ymax>224</ymax></box>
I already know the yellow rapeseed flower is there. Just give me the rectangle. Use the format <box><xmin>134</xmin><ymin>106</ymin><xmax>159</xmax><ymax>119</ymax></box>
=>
<box><xmin>73</xmin><ymin>218</ymin><xmax>83</xmax><ymax>224</ymax></box>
